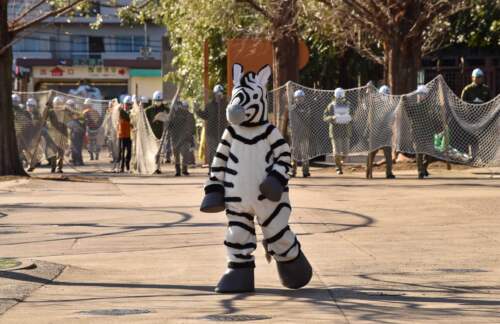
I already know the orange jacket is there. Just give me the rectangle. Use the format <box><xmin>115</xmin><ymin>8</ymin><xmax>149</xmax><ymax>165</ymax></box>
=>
<box><xmin>118</xmin><ymin>108</ymin><xmax>131</xmax><ymax>139</ymax></box>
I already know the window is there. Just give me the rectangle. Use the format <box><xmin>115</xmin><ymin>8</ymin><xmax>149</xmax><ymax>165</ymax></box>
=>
<box><xmin>71</xmin><ymin>36</ymin><xmax>88</xmax><ymax>53</ymax></box>
<box><xmin>13</xmin><ymin>38</ymin><xmax>43</xmax><ymax>52</ymax></box>
<box><xmin>89</xmin><ymin>36</ymin><xmax>104</xmax><ymax>53</ymax></box>
<box><xmin>114</xmin><ymin>36</ymin><xmax>132</xmax><ymax>52</ymax></box>
<box><xmin>133</xmin><ymin>36</ymin><xmax>145</xmax><ymax>52</ymax></box>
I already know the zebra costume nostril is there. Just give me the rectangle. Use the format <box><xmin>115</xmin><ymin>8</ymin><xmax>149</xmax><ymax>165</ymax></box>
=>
<box><xmin>200</xmin><ymin>63</ymin><xmax>312</xmax><ymax>293</ymax></box>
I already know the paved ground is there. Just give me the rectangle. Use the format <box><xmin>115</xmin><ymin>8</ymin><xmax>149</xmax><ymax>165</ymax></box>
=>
<box><xmin>1</xmin><ymin>163</ymin><xmax>499</xmax><ymax>323</ymax></box>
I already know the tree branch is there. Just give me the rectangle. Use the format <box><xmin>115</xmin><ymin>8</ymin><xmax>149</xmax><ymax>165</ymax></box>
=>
<box><xmin>9</xmin><ymin>0</ymin><xmax>46</xmax><ymax>28</ymax></box>
<box><xmin>235</xmin><ymin>0</ymin><xmax>274</xmax><ymax>21</ymax></box>
<box><xmin>10</xmin><ymin>0</ymin><xmax>88</xmax><ymax>35</ymax></box>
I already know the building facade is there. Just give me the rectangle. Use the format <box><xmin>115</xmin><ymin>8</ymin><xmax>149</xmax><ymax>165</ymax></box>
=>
<box><xmin>11</xmin><ymin>1</ymin><xmax>174</xmax><ymax>100</ymax></box>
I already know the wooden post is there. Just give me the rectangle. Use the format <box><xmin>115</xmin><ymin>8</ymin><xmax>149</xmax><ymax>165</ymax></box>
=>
<box><xmin>203</xmin><ymin>39</ymin><xmax>209</xmax><ymax>165</ymax></box>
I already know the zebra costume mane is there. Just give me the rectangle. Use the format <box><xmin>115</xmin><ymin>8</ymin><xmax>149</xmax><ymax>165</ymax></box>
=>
<box><xmin>229</xmin><ymin>64</ymin><xmax>271</xmax><ymax>127</ymax></box>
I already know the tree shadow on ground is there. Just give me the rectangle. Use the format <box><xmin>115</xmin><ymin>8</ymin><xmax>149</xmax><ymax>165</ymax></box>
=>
<box><xmin>1</xmin><ymin>270</ymin><xmax>499</xmax><ymax>323</ymax></box>
<box><xmin>0</xmin><ymin>205</ymin><xmax>374</xmax><ymax>245</ymax></box>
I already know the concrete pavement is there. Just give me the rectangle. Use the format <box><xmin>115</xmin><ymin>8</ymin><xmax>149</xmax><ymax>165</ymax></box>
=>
<box><xmin>0</xmin><ymin>165</ymin><xmax>499</xmax><ymax>323</ymax></box>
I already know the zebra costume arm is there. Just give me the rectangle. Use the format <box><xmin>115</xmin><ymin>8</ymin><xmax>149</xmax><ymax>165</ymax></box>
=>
<box><xmin>201</xmin><ymin>128</ymin><xmax>233</xmax><ymax>213</ymax></box>
<box><xmin>260</xmin><ymin>126</ymin><xmax>291</xmax><ymax>202</ymax></box>
<box><xmin>266</xmin><ymin>126</ymin><xmax>292</xmax><ymax>185</ymax></box>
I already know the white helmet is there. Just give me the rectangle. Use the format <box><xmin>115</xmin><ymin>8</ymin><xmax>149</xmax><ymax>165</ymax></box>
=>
<box><xmin>131</xmin><ymin>94</ymin><xmax>137</xmax><ymax>103</ymax></box>
<box><xmin>294</xmin><ymin>89</ymin><xmax>305</xmax><ymax>98</ymax></box>
<box><xmin>213</xmin><ymin>84</ymin><xmax>224</xmax><ymax>94</ymax></box>
<box><xmin>11</xmin><ymin>94</ymin><xmax>21</xmax><ymax>106</ymax></box>
<box><xmin>122</xmin><ymin>95</ymin><xmax>132</xmax><ymax>105</ymax></box>
<box><xmin>416</xmin><ymin>85</ymin><xmax>429</xmax><ymax>95</ymax></box>
<box><xmin>472</xmin><ymin>68</ymin><xmax>484</xmax><ymax>78</ymax></box>
<box><xmin>26</xmin><ymin>98</ymin><xmax>37</xmax><ymax>108</ymax></box>
<box><xmin>53</xmin><ymin>96</ymin><xmax>65</xmax><ymax>106</ymax></box>
<box><xmin>378</xmin><ymin>85</ymin><xmax>391</xmax><ymax>95</ymax></box>
<box><xmin>334</xmin><ymin>87</ymin><xmax>345</xmax><ymax>99</ymax></box>
<box><xmin>152</xmin><ymin>90</ymin><xmax>162</xmax><ymax>101</ymax></box>
<box><xmin>140</xmin><ymin>96</ymin><xmax>149</xmax><ymax>103</ymax></box>
<box><xmin>66</xmin><ymin>99</ymin><xmax>76</xmax><ymax>110</ymax></box>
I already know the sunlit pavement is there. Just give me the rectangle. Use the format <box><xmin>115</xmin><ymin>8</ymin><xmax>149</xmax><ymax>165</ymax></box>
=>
<box><xmin>1</xmin><ymin>163</ymin><xmax>499</xmax><ymax>323</ymax></box>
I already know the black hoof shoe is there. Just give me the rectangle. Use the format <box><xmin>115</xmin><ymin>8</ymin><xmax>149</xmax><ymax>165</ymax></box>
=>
<box><xmin>215</xmin><ymin>268</ymin><xmax>254</xmax><ymax>293</ymax></box>
<box><xmin>277</xmin><ymin>251</ymin><xmax>312</xmax><ymax>289</ymax></box>
<box><xmin>200</xmin><ymin>191</ymin><xmax>225</xmax><ymax>213</ymax></box>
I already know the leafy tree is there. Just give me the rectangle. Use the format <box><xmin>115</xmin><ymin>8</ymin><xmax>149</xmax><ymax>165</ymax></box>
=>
<box><xmin>315</xmin><ymin>0</ymin><xmax>473</xmax><ymax>94</ymax></box>
<box><xmin>447</xmin><ymin>0</ymin><xmax>500</xmax><ymax>48</ymax></box>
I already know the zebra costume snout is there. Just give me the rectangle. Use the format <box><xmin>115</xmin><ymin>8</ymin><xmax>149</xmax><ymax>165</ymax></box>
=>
<box><xmin>226</xmin><ymin>103</ymin><xmax>247</xmax><ymax>125</ymax></box>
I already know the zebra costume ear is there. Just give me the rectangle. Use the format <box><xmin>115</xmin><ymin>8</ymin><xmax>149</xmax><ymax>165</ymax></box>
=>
<box><xmin>256</xmin><ymin>65</ymin><xmax>271</xmax><ymax>87</ymax></box>
<box><xmin>233</xmin><ymin>64</ymin><xmax>244</xmax><ymax>88</ymax></box>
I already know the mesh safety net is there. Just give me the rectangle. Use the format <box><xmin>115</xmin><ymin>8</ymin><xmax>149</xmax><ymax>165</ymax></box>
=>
<box><xmin>271</xmin><ymin>75</ymin><xmax>499</xmax><ymax>167</ymax></box>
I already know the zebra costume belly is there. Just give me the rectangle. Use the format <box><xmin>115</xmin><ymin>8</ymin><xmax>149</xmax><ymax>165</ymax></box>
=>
<box><xmin>224</xmin><ymin>124</ymin><xmax>275</xmax><ymax>208</ymax></box>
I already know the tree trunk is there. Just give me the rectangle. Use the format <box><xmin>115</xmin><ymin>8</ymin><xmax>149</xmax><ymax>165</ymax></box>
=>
<box><xmin>271</xmin><ymin>0</ymin><xmax>299</xmax><ymax>136</ymax></box>
<box><xmin>273</xmin><ymin>34</ymin><xmax>299</xmax><ymax>135</ymax></box>
<box><xmin>384</xmin><ymin>37</ymin><xmax>421</xmax><ymax>95</ymax></box>
<box><xmin>0</xmin><ymin>1</ymin><xmax>27</xmax><ymax>176</ymax></box>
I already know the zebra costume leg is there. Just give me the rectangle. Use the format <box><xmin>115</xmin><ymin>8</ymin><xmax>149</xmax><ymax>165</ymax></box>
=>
<box><xmin>255</xmin><ymin>198</ymin><xmax>299</xmax><ymax>263</ymax></box>
<box><xmin>224</xmin><ymin>207</ymin><xmax>257</xmax><ymax>267</ymax></box>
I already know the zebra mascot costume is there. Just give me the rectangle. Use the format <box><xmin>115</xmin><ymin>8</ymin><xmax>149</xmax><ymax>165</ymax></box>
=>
<box><xmin>201</xmin><ymin>63</ymin><xmax>312</xmax><ymax>293</ymax></box>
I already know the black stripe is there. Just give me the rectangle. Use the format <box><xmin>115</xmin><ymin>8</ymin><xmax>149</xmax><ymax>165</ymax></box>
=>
<box><xmin>226</xmin><ymin>124</ymin><xmax>274</xmax><ymax>145</ymax></box>
<box><xmin>265</xmin><ymin>225</ymin><xmax>290</xmax><ymax>244</ymax></box>
<box><xmin>228</xmin><ymin>261</ymin><xmax>255</xmax><ymax>269</ymax></box>
<box><xmin>221</xmin><ymin>139</ymin><xmax>231</xmax><ymax>147</ymax></box>
<box><xmin>211</xmin><ymin>167</ymin><xmax>237</xmax><ymax>175</ymax></box>
<box><xmin>229</xmin><ymin>152</ymin><xmax>239</xmax><ymax>163</ymax></box>
<box><xmin>240</xmin><ymin>120</ymin><xmax>268</xmax><ymax>127</ymax></box>
<box><xmin>215</xmin><ymin>152</ymin><xmax>228</xmax><ymax>161</ymax></box>
<box><xmin>276</xmin><ymin>152</ymin><xmax>291</xmax><ymax>160</ymax></box>
<box><xmin>270</xmin><ymin>139</ymin><xmax>287</xmax><ymax>150</ymax></box>
<box><xmin>226</xmin><ymin>209</ymin><xmax>254</xmax><ymax>221</ymax></box>
<box><xmin>224</xmin><ymin>197</ymin><xmax>242</xmax><ymax>202</ymax></box>
<box><xmin>224</xmin><ymin>241</ymin><xmax>256</xmax><ymax>249</ymax></box>
<box><xmin>262</xmin><ymin>203</ymin><xmax>291</xmax><ymax>227</ymax></box>
<box><xmin>279</xmin><ymin>237</ymin><xmax>300</xmax><ymax>257</ymax></box>
<box><xmin>259</xmin><ymin>86</ymin><xmax>266</xmax><ymax>122</ymax></box>
<box><xmin>209</xmin><ymin>176</ymin><xmax>219</xmax><ymax>181</ymax></box>
<box><xmin>267</xmin><ymin>150</ymin><xmax>291</xmax><ymax>164</ymax></box>
<box><xmin>258</xmin><ymin>194</ymin><xmax>266</xmax><ymax>201</ymax></box>
<box><xmin>229</xmin><ymin>221</ymin><xmax>256</xmax><ymax>235</ymax></box>
<box><xmin>276</xmin><ymin>160</ymin><xmax>292</xmax><ymax>170</ymax></box>
<box><xmin>204</xmin><ymin>184</ymin><xmax>224</xmax><ymax>194</ymax></box>
<box><xmin>234</xmin><ymin>254</ymin><xmax>253</xmax><ymax>260</ymax></box>
<box><xmin>223</xmin><ymin>181</ymin><xmax>234</xmax><ymax>188</ymax></box>
<box><xmin>265</xmin><ymin>150</ymin><xmax>273</xmax><ymax>163</ymax></box>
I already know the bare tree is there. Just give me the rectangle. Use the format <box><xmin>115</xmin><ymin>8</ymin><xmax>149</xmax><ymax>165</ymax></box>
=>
<box><xmin>317</xmin><ymin>0</ymin><xmax>470</xmax><ymax>94</ymax></box>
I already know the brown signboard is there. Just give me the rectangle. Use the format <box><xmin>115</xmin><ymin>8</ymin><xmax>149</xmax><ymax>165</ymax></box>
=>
<box><xmin>226</xmin><ymin>38</ymin><xmax>309</xmax><ymax>94</ymax></box>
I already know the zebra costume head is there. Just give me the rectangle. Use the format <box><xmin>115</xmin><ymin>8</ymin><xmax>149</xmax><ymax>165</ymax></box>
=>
<box><xmin>226</xmin><ymin>64</ymin><xmax>271</xmax><ymax>127</ymax></box>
